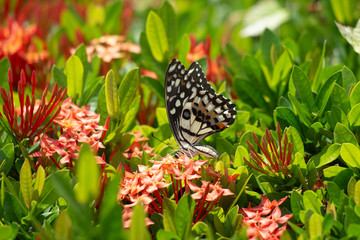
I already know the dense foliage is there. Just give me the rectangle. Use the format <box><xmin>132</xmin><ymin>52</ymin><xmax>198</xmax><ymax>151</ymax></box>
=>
<box><xmin>1</xmin><ymin>0</ymin><xmax>360</xmax><ymax>239</ymax></box>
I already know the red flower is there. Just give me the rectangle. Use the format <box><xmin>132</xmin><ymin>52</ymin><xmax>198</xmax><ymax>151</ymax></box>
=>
<box><xmin>240</xmin><ymin>196</ymin><xmax>293</xmax><ymax>240</ymax></box>
<box><xmin>0</xmin><ymin>69</ymin><xmax>66</xmax><ymax>140</ymax></box>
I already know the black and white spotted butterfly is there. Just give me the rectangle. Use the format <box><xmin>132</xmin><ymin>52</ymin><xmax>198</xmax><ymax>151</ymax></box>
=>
<box><xmin>165</xmin><ymin>59</ymin><xmax>237</xmax><ymax>159</ymax></box>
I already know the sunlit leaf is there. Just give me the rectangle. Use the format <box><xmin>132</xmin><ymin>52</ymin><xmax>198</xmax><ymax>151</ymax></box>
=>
<box><xmin>33</xmin><ymin>165</ymin><xmax>45</xmax><ymax>201</ymax></box>
<box><xmin>20</xmin><ymin>158</ymin><xmax>33</xmax><ymax>209</ymax></box>
<box><xmin>340</xmin><ymin>143</ymin><xmax>360</xmax><ymax>169</ymax></box>
<box><xmin>66</xmin><ymin>55</ymin><xmax>84</xmax><ymax>101</ymax></box>
<box><xmin>119</xmin><ymin>67</ymin><xmax>140</xmax><ymax>119</ymax></box>
<box><xmin>146</xmin><ymin>11</ymin><xmax>169</xmax><ymax>62</ymax></box>
<box><xmin>105</xmin><ymin>70</ymin><xmax>119</xmax><ymax>119</ymax></box>
<box><xmin>129</xmin><ymin>204</ymin><xmax>151</xmax><ymax>240</ymax></box>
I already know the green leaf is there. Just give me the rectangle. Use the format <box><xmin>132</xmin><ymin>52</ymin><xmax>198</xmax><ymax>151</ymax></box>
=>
<box><xmin>104</xmin><ymin>1</ymin><xmax>122</xmax><ymax>34</ymax></box>
<box><xmin>234</xmin><ymin>78</ymin><xmax>268</xmax><ymax>109</ymax></box>
<box><xmin>20</xmin><ymin>158</ymin><xmax>33</xmax><ymax>209</ymax></box>
<box><xmin>159</xmin><ymin>1</ymin><xmax>176</xmax><ymax>56</ymax></box>
<box><xmin>105</xmin><ymin>70</ymin><xmax>119</xmax><ymax>119</ymax></box>
<box><xmin>347</xmin><ymin>177</ymin><xmax>357</xmax><ymax>199</ymax></box>
<box><xmin>308</xmin><ymin>213</ymin><xmax>323</xmax><ymax>238</ymax></box>
<box><xmin>54</xmin><ymin>210</ymin><xmax>73</xmax><ymax>240</ymax></box>
<box><xmin>315</xmin><ymin>71</ymin><xmax>339</xmax><ymax>118</ymax></box>
<box><xmin>342</xmin><ymin>66</ymin><xmax>357</xmax><ymax>95</ymax></box>
<box><xmin>97</xmin><ymin>85</ymin><xmax>108</xmax><ymax>125</ymax></box>
<box><xmin>156</xmin><ymin>107</ymin><xmax>168</xmax><ymax>126</ymax></box>
<box><xmin>174</xmin><ymin>194</ymin><xmax>195</xmax><ymax>239</ymax></box>
<box><xmin>310</xmin><ymin>143</ymin><xmax>341</xmax><ymax>168</ymax></box>
<box><xmin>291</xmin><ymin>66</ymin><xmax>317</xmax><ymax>113</ymax></box>
<box><xmin>119</xmin><ymin>67</ymin><xmax>140</xmax><ymax>119</ymax></box>
<box><xmin>274</xmin><ymin>107</ymin><xmax>303</xmax><ymax>135</ymax></box>
<box><xmin>350</xmin><ymin>81</ymin><xmax>360</xmax><ymax>107</ymax></box>
<box><xmin>66</xmin><ymin>55</ymin><xmax>84</xmax><ymax>101</ymax></box>
<box><xmin>340</xmin><ymin>143</ymin><xmax>360</xmax><ymax>169</ymax></box>
<box><xmin>286</xmin><ymin>126</ymin><xmax>304</xmax><ymax>156</ymax></box>
<box><xmin>288</xmin><ymin>93</ymin><xmax>312</xmax><ymax>127</ymax></box>
<box><xmin>129</xmin><ymin>204</ymin><xmax>150</xmax><ymax>240</ymax></box>
<box><xmin>98</xmin><ymin>175</ymin><xmax>126</xmax><ymax>239</ymax></box>
<box><xmin>156</xmin><ymin>229</ymin><xmax>180</xmax><ymax>240</ymax></box>
<box><xmin>312</xmin><ymin>41</ymin><xmax>326</xmax><ymax>92</ymax></box>
<box><xmin>303</xmin><ymin>190</ymin><xmax>322</xmax><ymax>214</ymax></box>
<box><xmin>0</xmin><ymin>58</ymin><xmax>11</xmax><ymax>91</ymax></box>
<box><xmin>142</xmin><ymin>77</ymin><xmax>164</xmax><ymax>101</ymax></box>
<box><xmin>163</xmin><ymin>198</ymin><xmax>177</xmax><ymax>233</ymax></box>
<box><xmin>178</xmin><ymin>34</ymin><xmax>191</xmax><ymax>64</ymax></box>
<box><xmin>290</xmin><ymin>190</ymin><xmax>303</xmax><ymax>222</ymax></box>
<box><xmin>0</xmin><ymin>143</ymin><xmax>14</xmax><ymax>175</ymax></box>
<box><xmin>0</xmin><ymin>224</ymin><xmax>18</xmax><ymax>240</ymax></box>
<box><xmin>74</xmin><ymin>44</ymin><xmax>89</xmax><ymax>82</ymax></box>
<box><xmin>334</xmin><ymin>123</ymin><xmax>358</xmax><ymax>146</ymax></box>
<box><xmin>348</xmin><ymin>103</ymin><xmax>360</xmax><ymax>127</ymax></box>
<box><xmin>75</xmin><ymin>144</ymin><xmax>99</xmax><ymax>204</ymax></box>
<box><xmin>234</xmin><ymin>145</ymin><xmax>248</xmax><ymax>168</ymax></box>
<box><xmin>146</xmin><ymin>11</ymin><xmax>169</xmax><ymax>62</ymax></box>
<box><xmin>331</xmin><ymin>83</ymin><xmax>351</xmax><ymax>114</ymax></box>
<box><xmin>51</xmin><ymin>65</ymin><xmax>67</xmax><ymax>88</ymax></box>
<box><xmin>261</xmin><ymin>29</ymin><xmax>281</xmax><ymax>69</ymax></box>
<box><xmin>33</xmin><ymin>165</ymin><xmax>45</xmax><ymax>201</ymax></box>
<box><xmin>354</xmin><ymin>180</ymin><xmax>360</xmax><ymax>206</ymax></box>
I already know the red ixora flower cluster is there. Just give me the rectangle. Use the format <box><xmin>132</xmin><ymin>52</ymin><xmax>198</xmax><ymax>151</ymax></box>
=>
<box><xmin>0</xmin><ymin>18</ymin><xmax>49</xmax><ymax>87</ymax></box>
<box><xmin>240</xmin><ymin>196</ymin><xmax>293</xmax><ymax>240</ymax></box>
<box><xmin>244</xmin><ymin>122</ymin><xmax>293</xmax><ymax>175</ymax></box>
<box><xmin>118</xmin><ymin>154</ymin><xmax>234</xmax><ymax>228</ymax></box>
<box><xmin>0</xmin><ymin>69</ymin><xmax>66</xmax><ymax>140</ymax></box>
<box><xmin>30</xmin><ymin>98</ymin><xmax>109</xmax><ymax>169</ymax></box>
<box><xmin>122</xmin><ymin>130</ymin><xmax>156</xmax><ymax>159</ymax></box>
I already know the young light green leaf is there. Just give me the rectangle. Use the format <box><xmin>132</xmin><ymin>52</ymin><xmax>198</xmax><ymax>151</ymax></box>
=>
<box><xmin>0</xmin><ymin>58</ymin><xmax>11</xmax><ymax>91</ymax></box>
<box><xmin>174</xmin><ymin>194</ymin><xmax>195</xmax><ymax>239</ymax></box>
<box><xmin>75</xmin><ymin>144</ymin><xmax>100</xmax><ymax>204</ymax></box>
<box><xmin>0</xmin><ymin>143</ymin><xmax>14</xmax><ymax>175</ymax></box>
<box><xmin>354</xmin><ymin>180</ymin><xmax>360</xmax><ymax>206</ymax></box>
<box><xmin>310</xmin><ymin>143</ymin><xmax>341</xmax><ymax>168</ymax></box>
<box><xmin>348</xmin><ymin>103</ymin><xmax>360</xmax><ymax>127</ymax></box>
<box><xmin>66</xmin><ymin>55</ymin><xmax>84</xmax><ymax>100</ymax></box>
<box><xmin>159</xmin><ymin>1</ymin><xmax>176</xmax><ymax>56</ymax></box>
<box><xmin>33</xmin><ymin>165</ymin><xmax>45</xmax><ymax>201</ymax></box>
<box><xmin>234</xmin><ymin>146</ymin><xmax>248</xmax><ymax>168</ymax></box>
<box><xmin>308</xmin><ymin>213</ymin><xmax>323</xmax><ymax>238</ymax></box>
<box><xmin>146</xmin><ymin>11</ymin><xmax>169</xmax><ymax>62</ymax></box>
<box><xmin>340</xmin><ymin>143</ymin><xmax>360</xmax><ymax>169</ymax></box>
<box><xmin>336</xmin><ymin>19</ymin><xmax>360</xmax><ymax>54</ymax></box>
<box><xmin>105</xmin><ymin>70</ymin><xmax>119</xmax><ymax>119</ymax></box>
<box><xmin>119</xmin><ymin>67</ymin><xmax>140</xmax><ymax>119</ymax></box>
<box><xmin>303</xmin><ymin>190</ymin><xmax>322</xmax><ymax>214</ymax></box>
<box><xmin>312</xmin><ymin>41</ymin><xmax>326</xmax><ymax>92</ymax></box>
<box><xmin>129</xmin><ymin>204</ymin><xmax>151</xmax><ymax>240</ymax></box>
<box><xmin>20</xmin><ymin>158</ymin><xmax>33</xmax><ymax>209</ymax></box>
<box><xmin>54</xmin><ymin>210</ymin><xmax>73</xmax><ymax>240</ymax></box>
<box><xmin>156</xmin><ymin>108</ymin><xmax>168</xmax><ymax>127</ymax></box>
<box><xmin>347</xmin><ymin>177</ymin><xmax>357</xmax><ymax>199</ymax></box>
<box><xmin>334</xmin><ymin>123</ymin><xmax>358</xmax><ymax>147</ymax></box>
<box><xmin>178</xmin><ymin>34</ymin><xmax>191</xmax><ymax>64</ymax></box>
<box><xmin>162</xmin><ymin>198</ymin><xmax>177</xmax><ymax>233</ymax></box>
<box><xmin>350</xmin><ymin>81</ymin><xmax>360</xmax><ymax>107</ymax></box>
<box><xmin>286</xmin><ymin>126</ymin><xmax>304</xmax><ymax>156</ymax></box>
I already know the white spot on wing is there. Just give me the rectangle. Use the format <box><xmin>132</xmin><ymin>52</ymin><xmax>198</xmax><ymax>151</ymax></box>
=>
<box><xmin>175</xmin><ymin>99</ymin><xmax>181</xmax><ymax>107</ymax></box>
<box><xmin>170</xmin><ymin>108</ymin><xmax>176</xmax><ymax>115</ymax></box>
<box><xmin>169</xmin><ymin>64</ymin><xmax>177</xmax><ymax>73</ymax></box>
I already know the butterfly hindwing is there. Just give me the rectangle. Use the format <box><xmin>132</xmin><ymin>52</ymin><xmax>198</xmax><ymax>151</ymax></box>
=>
<box><xmin>165</xmin><ymin>59</ymin><xmax>237</xmax><ymax>158</ymax></box>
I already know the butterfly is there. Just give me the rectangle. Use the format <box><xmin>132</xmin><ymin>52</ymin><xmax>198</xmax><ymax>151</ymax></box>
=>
<box><xmin>165</xmin><ymin>59</ymin><xmax>237</xmax><ymax>159</ymax></box>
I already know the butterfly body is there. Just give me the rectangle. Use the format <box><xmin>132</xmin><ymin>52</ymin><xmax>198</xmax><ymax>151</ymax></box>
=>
<box><xmin>165</xmin><ymin>59</ymin><xmax>236</xmax><ymax>159</ymax></box>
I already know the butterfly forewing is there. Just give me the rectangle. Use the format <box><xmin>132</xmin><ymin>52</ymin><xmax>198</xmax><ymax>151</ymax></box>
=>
<box><xmin>165</xmin><ymin>59</ymin><xmax>236</xmax><ymax>158</ymax></box>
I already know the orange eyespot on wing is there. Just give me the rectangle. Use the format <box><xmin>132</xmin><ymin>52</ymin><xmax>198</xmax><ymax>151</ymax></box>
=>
<box><xmin>216</xmin><ymin>123</ymin><xmax>227</xmax><ymax>129</ymax></box>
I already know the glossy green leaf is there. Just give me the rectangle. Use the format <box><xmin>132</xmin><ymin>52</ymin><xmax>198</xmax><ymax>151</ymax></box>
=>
<box><xmin>33</xmin><ymin>165</ymin><xmax>45</xmax><ymax>201</ymax></box>
<box><xmin>347</xmin><ymin>224</ymin><xmax>360</xmax><ymax>237</ymax></box>
<box><xmin>308</xmin><ymin>213</ymin><xmax>323</xmax><ymax>238</ymax></box>
<box><xmin>174</xmin><ymin>194</ymin><xmax>195</xmax><ymax>239</ymax></box>
<box><xmin>233</xmin><ymin>145</ymin><xmax>248</xmax><ymax>168</ymax></box>
<box><xmin>129</xmin><ymin>204</ymin><xmax>150</xmax><ymax>240</ymax></box>
<box><xmin>303</xmin><ymin>190</ymin><xmax>322</xmax><ymax>214</ymax></box>
<box><xmin>178</xmin><ymin>34</ymin><xmax>191</xmax><ymax>64</ymax></box>
<box><xmin>159</xmin><ymin>1</ymin><xmax>176</xmax><ymax>56</ymax></box>
<box><xmin>66</xmin><ymin>55</ymin><xmax>84</xmax><ymax>100</ymax></box>
<box><xmin>342</xmin><ymin>66</ymin><xmax>357</xmax><ymax>95</ymax></box>
<box><xmin>105</xmin><ymin>70</ymin><xmax>119</xmax><ymax>119</ymax></box>
<box><xmin>76</xmin><ymin>144</ymin><xmax>99</xmax><ymax>204</ymax></box>
<box><xmin>274</xmin><ymin>107</ymin><xmax>302</xmax><ymax>135</ymax></box>
<box><xmin>74</xmin><ymin>44</ymin><xmax>89</xmax><ymax>81</ymax></box>
<box><xmin>146</xmin><ymin>11</ymin><xmax>169</xmax><ymax>62</ymax></box>
<box><xmin>20</xmin><ymin>158</ymin><xmax>33</xmax><ymax>209</ymax></box>
<box><xmin>328</xmin><ymin>106</ymin><xmax>349</xmax><ymax>130</ymax></box>
<box><xmin>291</xmin><ymin>66</ymin><xmax>316</xmax><ymax>113</ymax></box>
<box><xmin>119</xmin><ymin>67</ymin><xmax>140</xmax><ymax>119</ymax></box>
<box><xmin>348</xmin><ymin>177</ymin><xmax>357</xmax><ymax>199</ymax></box>
<box><xmin>350</xmin><ymin>81</ymin><xmax>360</xmax><ymax>107</ymax></box>
<box><xmin>331</xmin><ymin>83</ymin><xmax>351</xmax><ymax>114</ymax></box>
<box><xmin>156</xmin><ymin>107</ymin><xmax>168</xmax><ymax>127</ymax></box>
<box><xmin>234</xmin><ymin>78</ymin><xmax>268</xmax><ymax>109</ymax></box>
<box><xmin>290</xmin><ymin>190</ymin><xmax>303</xmax><ymax>222</ymax></box>
<box><xmin>286</xmin><ymin>126</ymin><xmax>304</xmax><ymax>156</ymax></box>
<box><xmin>261</xmin><ymin>28</ymin><xmax>281</xmax><ymax>69</ymax></box>
<box><xmin>354</xmin><ymin>180</ymin><xmax>360</xmax><ymax>206</ymax></box>
<box><xmin>51</xmin><ymin>65</ymin><xmax>67</xmax><ymax>88</ymax></box>
<box><xmin>163</xmin><ymin>198</ymin><xmax>177</xmax><ymax>233</ymax></box>
<box><xmin>97</xmin><ymin>85</ymin><xmax>108</xmax><ymax>125</ymax></box>
<box><xmin>312</xmin><ymin>41</ymin><xmax>326</xmax><ymax>92</ymax></box>
<box><xmin>0</xmin><ymin>143</ymin><xmax>14</xmax><ymax>175</ymax></box>
<box><xmin>340</xmin><ymin>143</ymin><xmax>360</xmax><ymax>169</ymax></box>
<box><xmin>315</xmin><ymin>71</ymin><xmax>339</xmax><ymax>117</ymax></box>
<box><xmin>156</xmin><ymin>229</ymin><xmax>180</xmax><ymax>240</ymax></box>
<box><xmin>334</xmin><ymin>123</ymin><xmax>358</xmax><ymax>146</ymax></box>
<box><xmin>310</xmin><ymin>143</ymin><xmax>341</xmax><ymax>168</ymax></box>
<box><xmin>0</xmin><ymin>224</ymin><xmax>18</xmax><ymax>240</ymax></box>
<box><xmin>0</xmin><ymin>58</ymin><xmax>11</xmax><ymax>91</ymax></box>
<box><xmin>348</xmin><ymin>103</ymin><xmax>360</xmax><ymax>127</ymax></box>
<box><xmin>288</xmin><ymin>93</ymin><xmax>312</xmax><ymax>127</ymax></box>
